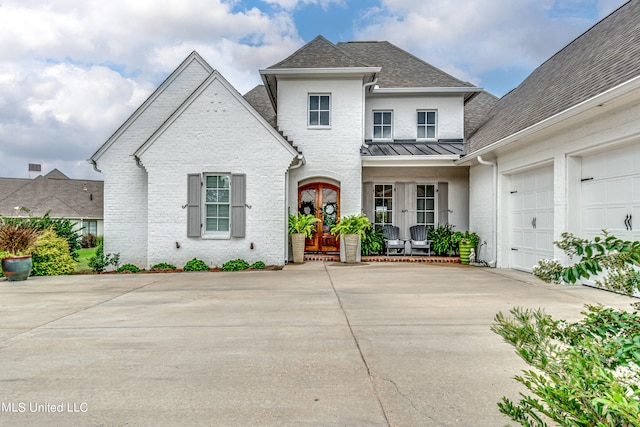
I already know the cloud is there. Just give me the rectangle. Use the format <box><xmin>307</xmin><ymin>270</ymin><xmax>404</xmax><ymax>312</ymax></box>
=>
<box><xmin>0</xmin><ymin>0</ymin><xmax>305</xmax><ymax>179</ymax></box>
<box><xmin>354</xmin><ymin>0</ymin><xmax>603</xmax><ymax>93</ymax></box>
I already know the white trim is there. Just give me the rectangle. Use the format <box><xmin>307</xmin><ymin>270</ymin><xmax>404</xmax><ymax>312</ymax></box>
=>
<box><xmin>260</xmin><ymin>67</ymin><xmax>381</xmax><ymax>76</ymax></box>
<box><xmin>458</xmin><ymin>75</ymin><xmax>640</xmax><ymax>165</ymax></box>
<box><xmin>362</xmin><ymin>155</ymin><xmax>460</xmax><ymax>167</ymax></box>
<box><xmin>371</xmin><ymin>87</ymin><xmax>483</xmax><ymax>95</ymax></box>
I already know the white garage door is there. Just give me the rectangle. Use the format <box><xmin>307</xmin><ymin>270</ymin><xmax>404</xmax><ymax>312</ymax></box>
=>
<box><xmin>581</xmin><ymin>144</ymin><xmax>640</xmax><ymax>242</ymax></box>
<box><xmin>509</xmin><ymin>165</ymin><xmax>554</xmax><ymax>272</ymax></box>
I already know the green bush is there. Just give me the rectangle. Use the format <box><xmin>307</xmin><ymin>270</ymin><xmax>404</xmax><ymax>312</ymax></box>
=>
<box><xmin>183</xmin><ymin>258</ymin><xmax>209</xmax><ymax>271</ymax></box>
<box><xmin>251</xmin><ymin>261</ymin><xmax>266</xmax><ymax>270</ymax></box>
<box><xmin>428</xmin><ymin>224</ymin><xmax>456</xmax><ymax>256</ymax></box>
<box><xmin>88</xmin><ymin>243</ymin><xmax>120</xmax><ymax>273</ymax></box>
<box><xmin>222</xmin><ymin>259</ymin><xmax>250</xmax><ymax>271</ymax></box>
<box><xmin>31</xmin><ymin>229</ymin><xmax>76</xmax><ymax>276</ymax></box>
<box><xmin>361</xmin><ymin>226</ymin><xmax>385</xmax><ymax>256</ymax></box>
<box><xmin>492</xmin><ymin>304</ymin><xmax>640</xmax><ymax>426</ymax></box>
<box><xmin>3</xmin><ymin>213</ymin><xmax>82</xmax><ymax>259</ymax></box>
<box><xmin>117</xmin><ymin>263</ymin><xmax>140</xmax><ymax>273</ymax></box>
<box><xmin>533</xmin><ymin>231</ymin><xmax>640</xmax><ymax>295</ymax></box>
<box><xmin>150</xmin><ymin>263</ymin><xmax>177</xmax><ymax>271</ymax></box>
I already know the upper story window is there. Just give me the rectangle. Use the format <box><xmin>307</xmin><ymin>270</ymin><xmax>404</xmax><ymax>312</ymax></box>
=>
<box><xmin>308</xmin><ymin>94</ymin><xmax>330</xmax><ymax>127</ymax></box>
<box><xmin>204</xmin><ymin>174</ymin><xmax>230</xmax><ymax>234</ymax></box>
<box><xmin>417</xmin><ymin>110</ymin><xmax>437</xmax><ymax>139</ymax></box>
<box><xmin>373</xmin><ymin>111</ymin><xmax>392</xmax><ymax>140</ymax></box>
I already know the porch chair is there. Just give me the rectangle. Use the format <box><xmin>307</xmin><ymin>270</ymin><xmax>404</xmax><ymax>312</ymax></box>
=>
<box><xmin>409</xmin><ymin>225</ymin><xmax>431</xmax><ymax>256</ymax></box>
<box><xmin>382</xmin><ymin>225</ymin><xmax>405</xmax><ymax>256</ymax></box>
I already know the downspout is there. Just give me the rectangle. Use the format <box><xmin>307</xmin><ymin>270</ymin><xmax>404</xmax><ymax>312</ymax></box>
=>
<box><xmin>361</xmin><ymin>78</ymin><xmax>378</xmax><ymax>148</ymax></box>
<box><xmin>477</xmin><ymin>156</ymin><xmax>497</xmax><ymax>267</ymax></box>
<box><xmin>285</xmin><ymin>154</ymin><xmax>305</xmax><ymax>263</ymax></box>
<box><xmin>90</xmin><ymin>159</ymin><xmax>102</xmax><ymax>173</ymax></box>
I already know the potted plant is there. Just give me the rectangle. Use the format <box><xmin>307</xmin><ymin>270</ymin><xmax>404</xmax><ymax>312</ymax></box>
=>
<box><xmin>288</xmin><ymin>213</ymin><xmax>320</xmax><ymax>263</ymax></box>
<box><xmin>452</xmin><ymin>231</ymin><xmax>480</xmax><ymax>265</ymax></box>
<box><xmin>330</xmin><ymin>213</ymin><xmax>371</xmax><ymax>263</ymax></box>
<box><xmin>427</xmin><ymin>224</ymin><xmax>456</xmax><ymax>256</ymax></box>
<box><xmin>0</xmin><ymin>220</ymin><xmax>41</xmax><ymax>281</ymax></box>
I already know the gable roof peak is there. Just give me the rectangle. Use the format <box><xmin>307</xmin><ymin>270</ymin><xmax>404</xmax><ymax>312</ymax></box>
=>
<box><xmin>267</xmin><ymin>35</ymin><xmax>369</xmax><ymax>69</ymax></box>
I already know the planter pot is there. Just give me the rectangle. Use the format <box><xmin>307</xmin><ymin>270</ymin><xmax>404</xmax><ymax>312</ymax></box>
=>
<box><xmin>458</xmin><ymin>242</ymin><xmax>476</xmax><ymax>265</ymax></box>
<box><xmin>343</xmin><ymin>234</ymin><xmax>359</xmax><ymax>263</ymax></box>
<box><xmin>291</xmin><ymin>233</ymin><xmax>306</xmax><ymax>264</ymax></box>
<box><xmin>2</xmin><ymin>255</ymin><xmax>33</xmax><ymax>282</ymax></box>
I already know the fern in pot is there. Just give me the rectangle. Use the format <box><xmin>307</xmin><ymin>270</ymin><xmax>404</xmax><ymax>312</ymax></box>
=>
<box><xmin>330</xmin><ymin>214</ymin><xmax>371</xmax><ymax>263</ymax></box>
<box><xmin>288</xmin><ymin>213</ymin><xmax>320</xmax><ymax>263</ymax></box>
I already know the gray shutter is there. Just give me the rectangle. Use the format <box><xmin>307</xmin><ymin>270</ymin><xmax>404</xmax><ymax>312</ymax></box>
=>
<box><xmin>362</xmin><ymin>182</ymin><xmax>373</xmax><ymax>222</ymax></box>
<box><xmin>230</xmin><ymin>174</ymin><xmax>246</xmax><ymax>238</ymax></box>
<box><xmin>405</xmin><ymin>182</ymin><xmax>417</xmax><ymax>239</ymax></box>
<box><xmin>187</xmin><ymin>174</ymin><xmax>202</xmax><ymax>237</ymax></box>
<box><xmin>438</xmin><ymin>182</ymin><xmax>448</xmax><ymax>226</ymax></box>
<box><xmin>394</xmin><ymin>182</ymin><xmax>406</xmax><ymax>233</ymax></box>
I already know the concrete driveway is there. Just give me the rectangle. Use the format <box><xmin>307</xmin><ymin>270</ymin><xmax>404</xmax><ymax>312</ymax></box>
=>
<box><xmin>0</xmin><ymin>262</ymin><xmax>636</xmax><ymax>426</ymax></box>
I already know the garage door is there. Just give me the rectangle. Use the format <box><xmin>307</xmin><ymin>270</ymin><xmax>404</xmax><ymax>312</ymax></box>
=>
<box><xmin>509</xmin><ymin>165</ymin><xmax>554</xmax><ymax>272</ymax></box>
<box><xmin>581</xmin><ymin>144</ymin><xmax>640</xmax><ymax>242</ymax></box>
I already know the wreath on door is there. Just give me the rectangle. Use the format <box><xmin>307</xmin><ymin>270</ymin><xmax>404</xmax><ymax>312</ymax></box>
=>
<box><xmin>300</xmin><ymin>200</ymin><xmax>315</xmax><ymax>216</ymax></box>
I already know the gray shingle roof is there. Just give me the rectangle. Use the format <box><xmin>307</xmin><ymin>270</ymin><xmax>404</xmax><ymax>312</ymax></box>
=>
<box><xmin>0</xmin><ymin>169</ymin><xmax>103</xmax><ymax>219</ymax></box>
<box><xmin>337</xmin><ymin>41</ymin><xmax>474</xmax><ymax>89</ymax></box>
<box><xmin>268</xmin><ymin>35</ymin><xmax>369</xmax><ymax>69</ymax></box>
<box><xmin>361</xmin><ymin>141</ymin><xmax>465</xmax><ymax>157</ymax></box>
<box><xmin>467</xmin><ymin>0</ymin><xmax>640</xmax><ymax>153</ymax></box>
<box><xmin>464</xmin><ymin>91</ymin><xmax>499</xmax><ymax>140</ymax></box>
<box><xmin>243</xmin><ymin>85</ymin><xmax>276</xmax><ymax>128</ymax></box>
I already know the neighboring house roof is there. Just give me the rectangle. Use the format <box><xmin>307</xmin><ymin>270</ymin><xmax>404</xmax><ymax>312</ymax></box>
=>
<box><xmin>336</xmin><ymin>41</ymin><xmax>474</xmax><ymax>89</ymax></box>
<box><xmin>0</xmin><ymin>169</ymin><xmax>103</xmax><ymax>219</ymax></box>
<box><xmin>467</xmin><ymin>0</ymin><xmax>640</xmax><ymax>153</ymax></box>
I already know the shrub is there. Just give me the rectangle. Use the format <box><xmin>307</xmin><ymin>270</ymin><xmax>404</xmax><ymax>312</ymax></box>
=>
<box><xmin>150</xmin><ymin>263</ymin><xmax>177</xmax><ymax>271</ymax></box>
<box><xmin>251</xmin><ymin>261</ymin><xmax>266</xmax><ymax>270</ymax></box>
<box><xmin>3</xmin><ymin>213</ymin><xmax>82</xmax><ymax>259</ymax></box>
<box><xmin>428</xmin><ymin>224</ymin><xmax>456</xmax><ymax>256</ymax></box>
<box><xmin>117</xmin><ymin>263</ymin><xmax>140</xmax><ymax>273</ymax></box>
<box><xmin>31</xmin><ymin>229</ymin><xmax>76</xmax><ymax>276</ymax></box>
<box><xmin>361</xmin><ymin>226</ymin><xmax>385</xmax><ymax>256</ymax></box>
<box><xmin>183</xmin><ymin>258</ymin><xmax>209</xmax><ymax>271</ymax></box>
<box><xmin>81</xmin><ymin>233</ymin><xmax>98</xmax><ymax>248</ymax></box>
<box><xmin>533</xmin><ymin>231</ymin><xmax>640</xmax><ymax>295</ymax></box>
<box><xmin>492</xmin><ymin>304</ymin><xmax>640</xmax><ymax>426</ymax></box>
<box><xmin>222</xmin><ymin>259</ymin><xmax>250</xmax><ymax>271</ymax></box>
<box><xmin>88</xmin><ymin>243</ymin><xmax>120</xmax><ymax>273</ymax></box>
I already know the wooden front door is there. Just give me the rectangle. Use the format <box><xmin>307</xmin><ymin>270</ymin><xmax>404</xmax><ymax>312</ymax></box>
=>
<box><xmin>298</xmin><ymin>183</ymin><xmax>340</xmax><ymax>252</ymax></box>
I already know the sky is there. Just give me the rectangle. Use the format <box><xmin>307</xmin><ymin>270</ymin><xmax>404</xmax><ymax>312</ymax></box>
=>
<box><xmin>0</xmin><ymin>0</ymin><xmax>628</xmax><ymax>181</ymax></box>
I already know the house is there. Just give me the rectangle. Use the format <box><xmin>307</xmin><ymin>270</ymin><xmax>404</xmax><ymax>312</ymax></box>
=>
<box><xmin>90</xmin><ymin>0</ymin><xmax>639</xmax><ymax>272</ymax></box>
<box><xmin>0</xmin><ymin>166</ymin><xmax>104</xmax><ymax>236</ymax></box>
<box><xmin>461</xmin><ymin>0</ymin><xmax>640</xmax><ymax>271</ymax></box>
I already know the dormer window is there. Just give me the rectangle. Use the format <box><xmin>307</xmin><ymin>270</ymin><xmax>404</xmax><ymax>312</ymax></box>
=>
<box><xmin>417</xmin><ymin>110</ymin><xmax>437</xmax><ymax>139</ymax></box>
<box><xmin>308</xmin><ymin>94</ymin><xmax>330</xmax><ymax>127</ymax></box>
<box><xmin>373</xmin><ymin>111</ymin><xmax>392</xmax><ymax>140</ymax></box>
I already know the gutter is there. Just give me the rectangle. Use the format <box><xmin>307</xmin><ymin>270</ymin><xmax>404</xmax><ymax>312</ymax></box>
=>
<box><xmin>476</xmin><ymin>156</ymin><xmax>497</xmax><ymax>267</ymax></box>
<box><xmin>89</xmin><ymin>159</ymin><xmax>102</xmax><ymax>173</ymax></box>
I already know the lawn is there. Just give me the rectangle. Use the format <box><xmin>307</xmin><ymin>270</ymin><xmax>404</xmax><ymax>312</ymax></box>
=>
<box><xmin>75</xmin><ymin>247</ymin><xmax>96</xmax><ymax>272</ymax></box>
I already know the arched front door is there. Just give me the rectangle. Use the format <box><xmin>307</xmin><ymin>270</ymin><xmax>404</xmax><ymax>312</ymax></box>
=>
<box><xmin>298</xmin><ymin>183</ymin><xmax>340</xmax><ymax>252</ymax></box>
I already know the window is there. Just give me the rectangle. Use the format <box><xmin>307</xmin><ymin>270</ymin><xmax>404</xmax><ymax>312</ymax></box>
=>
<box><xmin>308</xmin><ymin>94</ymin><xmax>330</xmax><ymax>126</ymax></box>
<box><xmin>84</xmin><ymin>220</ymin><xmax>97</xmax><ymax>236</ymax></box>
<box><xmin>373</xmin><ymin>111</ymin><xmax>392</xmax><ymax>140</ymax></box>
<box><xmin>416</xmin><ymin>184</ymin><xmax>436</xmax><ymax>228</ymax></box>
<box><xmin>188</xmin><ymin>174</ymin><xmax>245</xmax><ymax>238</ymax></box>
<box><xmin>417</xmin><ymin>111</ymin><xmax>436</xmax><ymax>139</ymax></box>
<box><xmin>204</xmin><ymin>174</ymin><xmax>230</xmax><ymax>233</ymax></box>
<box><xmin>374</xmin><ymin>184</ymin><xmax>393</xmax><ymax>227</ymax></box>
